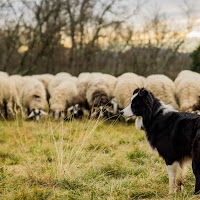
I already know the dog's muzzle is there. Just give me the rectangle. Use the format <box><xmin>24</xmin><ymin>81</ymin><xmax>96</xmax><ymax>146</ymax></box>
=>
<box><xmin>120</xmin><ymin>104</ymin><xmax>134</xmax><ymax>118</ymax></box>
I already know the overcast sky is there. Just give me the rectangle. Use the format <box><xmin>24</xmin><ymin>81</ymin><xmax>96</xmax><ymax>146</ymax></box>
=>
<box><xmin>147</xmin><ymin>0</ymin><xmax>200</xmax><ymax>17</ymax></box>
<box><xmin>146</xmin><ymin>0</ymin><xmax>200</xmax><ymax>33</ymax></box>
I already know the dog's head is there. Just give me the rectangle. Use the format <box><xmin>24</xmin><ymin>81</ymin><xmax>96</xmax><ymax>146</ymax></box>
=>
<box><xmin>120</xmin><ymin>88</ymin><xmax>154</xmax><ymax>118</ymax></box>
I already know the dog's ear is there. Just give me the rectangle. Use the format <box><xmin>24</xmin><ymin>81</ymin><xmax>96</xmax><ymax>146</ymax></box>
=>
<box><xmin>139</xmin><ymin>88</ymin><xmax>147</xmax><ymax>97</ymax></box>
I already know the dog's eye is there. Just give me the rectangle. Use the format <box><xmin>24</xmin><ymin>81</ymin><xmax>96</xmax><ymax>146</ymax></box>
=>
<box><xmin>133</xmin><ymin>88</ymin><xmax>139</xmax><ymax>95</ymax></box>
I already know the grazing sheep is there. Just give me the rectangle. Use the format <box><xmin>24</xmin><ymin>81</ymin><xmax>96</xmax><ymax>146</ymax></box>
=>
<box><xmin>145</xmin><ymin>74</ymin><xmax>179</xmax><ymax>110</ymax></box>
<box><xmin>32</xmin><ymin>74</ymin><xmax>54</xmax><ymax>104</ymax></box>
<box><xmin>174</xmin><ymin>70</ymin><xmax>200</xmax><ymax>112</ymax></box>
<box><xmin>0</xmin><ymin>77</ymin><xmax>19</xmax><ymax>118</ymax></box>
<box><xmin>20</xmin><ymin>77</ymin><xmax>48</xmax><ymax>120</ymax></box>
<box><xmin>49</xmin><ymin>80</ymin><xmax>78</xmax><ymax>120</ymax></box>
<box><xmin>9</xmin><ymin>75</ymin><xmax>24</xmax><ymax>115</ymax></box>
<box><xmin>48</xmin><ymin>76</ymin><xmax>71</xmax><ymax>96</ymax></box>
<box><xmin>86</xmin><ymin>74</ymin><xmax>117</xmax><ymax>118</ymax></box>
<box><xmin>115</xmin><ymin>73</ymin><xmax>145</xmax><ymax>109</ymax></box>
<box><xmin>174</xmin><ymin>70</ymin><xmax>200</xmax><ymax>88</ymax></box>
<box><xmin>72</xmin><ymin>73</ymin><xmax>92</xmax><ymax>111</ymax></box>
<box><xmin>86</xmin><ymin>74</ymin><xmax>117</xmax><ymax>107</ymax></box>
<box><xmin>69</xmin><ymin>72</ymin><xmax>103</xmax><ymax>117</ymax></box>
<box><xmin>176</xmin><ymin>77</ymin><xmax>200</xmax><ymax>112</ymax></box>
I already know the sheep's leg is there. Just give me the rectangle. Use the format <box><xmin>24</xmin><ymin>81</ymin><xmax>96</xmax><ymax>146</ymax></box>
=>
<box><xmin>21</xmin><ymin>108</ymin><xmax>26</xmax><ymax>119</ymax></box>
<box><xmin>125</xmin><ymin>118</ymin><xmax>129</xmax><ymax>126</ymax></box>
<box><xmin>7</xmin><ymin>101</ymin><xmax>15</xmax><ymax>118</ymax></box>
<box><xmin>3</xmin><ymin>100</ymin><xmax>8</xmax><ymax>119</ymax></box>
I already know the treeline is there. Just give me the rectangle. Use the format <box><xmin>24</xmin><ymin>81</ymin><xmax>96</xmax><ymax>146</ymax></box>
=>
<box><xmin>0</xmin><ymin>0</ymin><xmax>196</xmax><ymax>79</ymax></box>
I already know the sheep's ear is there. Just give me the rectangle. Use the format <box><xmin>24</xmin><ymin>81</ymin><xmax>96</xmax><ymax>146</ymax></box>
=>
<box><xmin>106</xmin><ymin>106</ymin><xmax>113</xmax><ymax>113</ymax></box>
<box><xmin>28</xmin><ymin>111</ymin><xmax>35</xmax><ymax>118</ymax></box>
<box><xmin>41</xmin><ymin>110</ymin><xmax>48</xmax><ymax>115</ymax></box>
<box><xmin>68</xmin><ymin>106</ymin><xmax>74</xmax><ymax>112</ymax></box>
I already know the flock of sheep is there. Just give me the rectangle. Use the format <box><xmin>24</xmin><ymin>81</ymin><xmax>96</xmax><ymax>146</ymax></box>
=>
<box><xmin>0</xmin><ymin>70</ymin><xmax>199</xmax><ymax>121</ymax></box>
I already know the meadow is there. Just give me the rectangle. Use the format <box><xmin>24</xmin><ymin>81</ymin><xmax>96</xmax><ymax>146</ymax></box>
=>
<box><xmin>0</xmin><ymin>117</ymin><xmax>199</xmax><ymax>200</ymax></box>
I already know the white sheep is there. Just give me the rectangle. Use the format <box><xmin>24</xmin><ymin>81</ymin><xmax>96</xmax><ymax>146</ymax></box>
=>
<box><xmin>115</xmin><ymin>73</ymin><xmax>145</xmax><ymax>109</ymax></box>
<box><xmin>86</xmin><ymin>74</ymin><xmax>117</xmax><ymax>118</ymax></box>
<box><xmin>74</xmin><ymin>73</ymin><xmax>92</xmax><ymax>107</ymax></box>
<box><xmin>174</xmin><ymin>70</ymin><xmax>200</xmax><ymax>112</ymax></box>
<box><xmin>49</xmin><ymin>80</ymin><xmax>78</xmax><ymax>120</ymax></box>
<box><xmin>9</xmin><ymin>75</ymin><xmax>24</xmax><ymax>115</ymax></box>
<box><xmin>67</xmin><ymin>72</ymin><xmax>104</xmax><ymax>118</ymax></box>
<box><xmin>145</xmin><ymin>74</ymin><xmax>179</xmax><ymax>110</ymax></box>
<box><xmin>176</xmin><ymin>77</ymin><xmax>200</xmax><ymax>112</ymax></box>
<box><xmin>48</xmin><ymin>76</ymin><xmax>70</xmax><ymax>97</ymax></box>
<box><xmin>20</xmin><ymin>77</ymin><xmax>48</xmax><ymax>120</ymax></box>
<box><xmin>72</xmin><ymin>72</ymin><xmax>103</xmax><ymax>107</ymax></box>
<box><xmin>32</xmin><ymin>73</ymin><xmax>54</xmax><ymax>104</ymax></box>
<box><xmin>86</xmin><ymin>74</ymin><xmax>117</xmax><ymax>107</ymax></box>
<box><xmin>174</xmin><ymin>70</ymin><xmax>200</xmax><ymax>88</ymax></box>
<box><xmin>0</xmin><ymin>76</ymin><xmax>19</xmax><ymax>118</ymax></box>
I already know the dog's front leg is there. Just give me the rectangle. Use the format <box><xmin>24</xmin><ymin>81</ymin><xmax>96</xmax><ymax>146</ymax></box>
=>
<box><xmin>166</xmin><ymin>162</ymin><xmax>182</xmax><ymax>194</ymax></box>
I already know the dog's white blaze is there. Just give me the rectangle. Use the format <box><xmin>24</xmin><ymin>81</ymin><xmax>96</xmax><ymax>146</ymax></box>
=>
<box><xmin>166</xmin><ymin>162</ymin><xmax>183</xmax><ymax>194</ymax></box>
<box><xmin>135</xmin><ymin>116</ymin><xmax>144</xmax><ymax>130</ymax></box>
<box><xmin>131</xmin><ymin>92</ymin><xmax>138</xmax><ymax>101</ymax></box>
<box><xmin>121</xmin><ymin>104</ymin><xmax>133</xmax><ymax>117</ymax></box>
<box><xmin>121</xmin><ymin>93</ymin><xmax>138</xmax><ymax>117</ymax></box>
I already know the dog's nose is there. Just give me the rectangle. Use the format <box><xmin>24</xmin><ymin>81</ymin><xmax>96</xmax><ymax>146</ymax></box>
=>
<box><xmin>119</xmin><ymin>110</ymin><xmax>124</xmax><ymax>115</ymax></box>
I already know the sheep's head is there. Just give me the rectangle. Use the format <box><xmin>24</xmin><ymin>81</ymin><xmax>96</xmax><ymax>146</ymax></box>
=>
<box><xmin>68</xmin><ymin>104</ymin><xmax>84</xmax><ymax>119</ymax></box>
<box><xmin>28</xmin><ymin>109</ymin><xmax>48</xmax><ymax>121</ymax></box>
<box><xmin>92</xmin><ymin>91</ymin><xmax>109</xmax><ymax>107</ymax></box>
<box><xmin>51</xmin><ymin>109</ymin><xmax>65</xmax><ymax>120</ymax></box>
<box><xmin>91</xmin><ymin>105</ymin><xmax>113</xmax><ymax>118</ymax></box>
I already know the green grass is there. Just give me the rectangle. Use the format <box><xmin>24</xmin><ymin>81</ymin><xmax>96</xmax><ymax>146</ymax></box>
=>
<box><xmin>0</xmin><ymin>117</ymin><xmax>199</xmax><ymax>199</ymax></box>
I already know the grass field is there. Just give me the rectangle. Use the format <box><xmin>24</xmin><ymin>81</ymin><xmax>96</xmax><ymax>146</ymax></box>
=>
<box><xmin>0</xmin><ymin>117</ymin><xmax>199</xmax><ymax>200</ymax></box>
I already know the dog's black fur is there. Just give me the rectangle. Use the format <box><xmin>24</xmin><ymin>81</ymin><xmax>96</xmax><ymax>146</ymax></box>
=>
<box><xmin>121</xmin><ymin>88</ymin><xmax>200</xmax><ymax>194</ymax></box>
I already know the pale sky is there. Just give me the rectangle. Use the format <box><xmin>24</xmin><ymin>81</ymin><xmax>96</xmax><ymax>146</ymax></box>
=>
<box><xmin>146</xmin><ymin>0</ymin><xmax>200</xmax><ymax>38</ymax></box>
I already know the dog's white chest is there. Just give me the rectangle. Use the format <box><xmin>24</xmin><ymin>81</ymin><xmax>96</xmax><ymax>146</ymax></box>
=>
<box><xmin>135</xmin><ymin>116</ymin><xmax>144</xmax><ymax>130</ymax></box>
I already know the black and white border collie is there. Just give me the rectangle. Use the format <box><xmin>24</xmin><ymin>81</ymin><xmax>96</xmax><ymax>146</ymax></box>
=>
<box><xmin>120</xmin><ymin>88</ymin><xmax>200</xmax><ymax>194</ymax></box>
